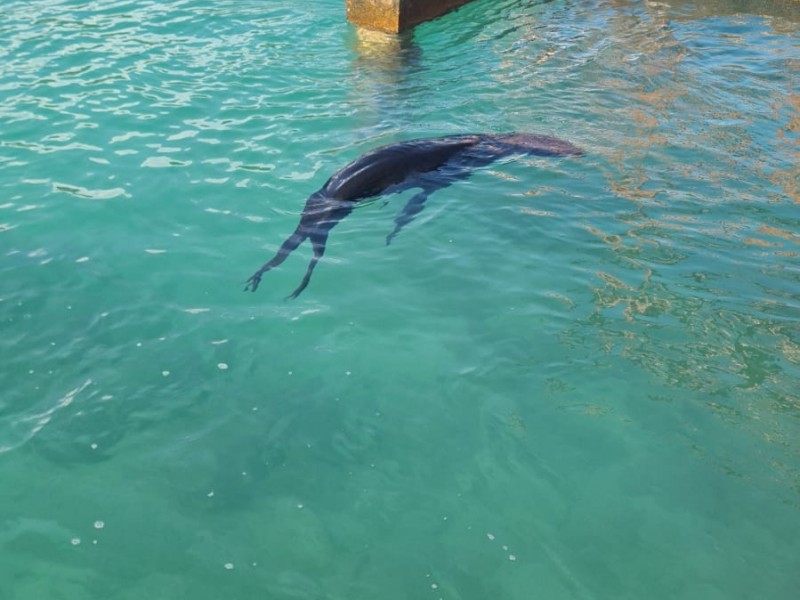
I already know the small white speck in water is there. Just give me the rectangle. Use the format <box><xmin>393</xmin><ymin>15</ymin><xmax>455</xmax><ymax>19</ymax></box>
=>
<box><xmin>431</xmin><ymin>584</ymin><xmax>438</xmax><ymax>590</ymax></box>
<box><xmin>297</xmin><ymin>503</ymin><xmax>304</xmax><ymax>509</ymax></box>
<box><xmin>509</xmin><ymin>554</ymin><xmax>517</xmax><ymax>561</ymax></box>
<box><xmin>71</xmin><ymin>538</ymin><xmax>81</xmax><ymax>546</ymax></box>
<box><xmin>94</xmin><ymin>521</ymin><xmax>104</xmax><ymax>529</ymax></box>
<box><xmin>162</xmin><ymin>370</ymin><xmax>170</xmax><ymax>377</ymax></box>
<box><xmin>217</xmin><ymin>362</ymin><xmax>228</xmax><ymax>370</ymax></box>
<box><xmin>224</xmin><ymin>563</ymin><xmax>234</xmax><ymax>570</ymax></box>
<box><xmin>90</xmin><ymin>443</ymin><xmax>98</xmax><ymax>450</ymax></box>
<box><xmin>487</xmin><ymin>533</ymin><xmax>495</xmax><ymax>541</ymax></box>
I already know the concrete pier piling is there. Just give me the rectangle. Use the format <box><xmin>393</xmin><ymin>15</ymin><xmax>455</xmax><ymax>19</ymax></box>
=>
<box><xmin>346</xmin><ymin>0</ymin><xmax>476</xmax><ymax>33</ymax></box>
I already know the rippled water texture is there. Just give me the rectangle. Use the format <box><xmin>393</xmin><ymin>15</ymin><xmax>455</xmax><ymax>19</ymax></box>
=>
<box><xmin>1</xmin><ymin>0</ymin><xmax>799</xmax><ymax>598</ymax></box>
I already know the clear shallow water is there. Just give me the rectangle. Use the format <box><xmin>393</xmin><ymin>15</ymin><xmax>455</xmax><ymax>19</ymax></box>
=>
<box><xmin>1</xmin><ymin>0</ymin><xmax>799</xmax><ymax>598</ymax></box>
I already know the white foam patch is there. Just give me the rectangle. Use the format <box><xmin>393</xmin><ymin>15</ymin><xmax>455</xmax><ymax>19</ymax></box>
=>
<box><xmin>140</xmin><ymin>156</ymin><xmax>192</xmax><ymax>168</ymax></box>
<box><xmin>167</xmin><ymin>130</ymin><xmax>198</xmax><ymax>141</ymax></box>
<box><xmin>52</xmin><ymin>182</ymin><xmax>129</xmax><ymax>200</ymax></box>
<box><xmin>111</xmin><ymin>132</ymin><xmax>154</xmax><ymax>144</ymax></box>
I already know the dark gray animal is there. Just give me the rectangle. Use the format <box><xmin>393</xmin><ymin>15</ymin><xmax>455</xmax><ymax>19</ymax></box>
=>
<box><xmin>245</xmin><ymin>133</ymin><xmax>583</xmax><ymax>298</ymax></box>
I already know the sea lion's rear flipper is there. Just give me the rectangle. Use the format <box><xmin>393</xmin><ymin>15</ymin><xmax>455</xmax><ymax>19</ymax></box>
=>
<box><xmin>244</xmin><ymin>230</ymin><xmax>306</xmax><ymax>292</ymax></box>
<box><xmin>286</xmin><ymin>231</ymin><xmax>329</xmax><ymax>300</ymax></box>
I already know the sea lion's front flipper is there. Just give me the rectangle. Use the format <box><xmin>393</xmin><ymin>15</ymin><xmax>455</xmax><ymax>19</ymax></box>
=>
<box><xmin>385</xmin><ymin>190</ymin><xmax>430</xmax><ymax>246</ymax></box>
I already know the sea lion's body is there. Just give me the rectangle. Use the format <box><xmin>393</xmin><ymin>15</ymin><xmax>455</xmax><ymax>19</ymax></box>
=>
<box><xmin>245</xmin><ymin>133</ymin><xmax>583</xmax><ymax>298</ymax></box>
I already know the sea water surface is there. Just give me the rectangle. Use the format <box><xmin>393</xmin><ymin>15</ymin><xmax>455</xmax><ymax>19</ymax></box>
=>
<box><xmin>1</xmin><ymin>0</ymin><xmax>799</xmax><ymax>598</ymax></box>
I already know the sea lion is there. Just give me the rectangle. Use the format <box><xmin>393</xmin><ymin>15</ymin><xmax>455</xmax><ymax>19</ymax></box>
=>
<box><xmin>245</xmin><ymin>133</ymin><xmax>582</xmax><ymax>298</ymax></box>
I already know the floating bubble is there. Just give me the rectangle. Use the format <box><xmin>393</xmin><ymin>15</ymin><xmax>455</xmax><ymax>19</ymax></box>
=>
<box><xmin>217</xmin><ymin>363</ymin><xmax>228</xmax><ymax>370</ymax></box>
<box><xmin>71</xmin><ymin>538</ymin><xmax>81</xmax><ymax>546</ymax></box>
<box><xmin>487</xmin><ymin>533</ymin><xmax>495</xmax><ymax>541</ymax></box>
<box><xmin>94</xmin><ymin>520</ymin><xmax>104</xmax><ymax>529</ymax></box>
<box><xmin>224</xmin><ymin>563</ymin><xmax>234</xmax><ymax>570</ymax></box>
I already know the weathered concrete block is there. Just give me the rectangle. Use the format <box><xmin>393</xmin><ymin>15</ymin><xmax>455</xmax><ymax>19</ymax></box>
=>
<box><xmin>346</xmin><ymin>0</ymin><xmax>475</xmax><ymax>33</ymax></box>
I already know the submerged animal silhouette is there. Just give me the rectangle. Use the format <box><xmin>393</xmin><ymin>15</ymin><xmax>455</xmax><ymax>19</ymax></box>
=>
<box><xmin>245</xmin><ymin>132</ymin><xmax>583</xmax><ymax>298</ymax></box>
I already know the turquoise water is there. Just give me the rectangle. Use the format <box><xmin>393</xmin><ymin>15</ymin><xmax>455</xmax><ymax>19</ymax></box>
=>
<box><xmin>2</xmin><ymin>0</ymin><xmax>799</xmax><ymax>597</ymax></box>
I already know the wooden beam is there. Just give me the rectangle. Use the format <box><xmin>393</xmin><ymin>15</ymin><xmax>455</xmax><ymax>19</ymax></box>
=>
<box><xmin>346</xmin><ymin>0</ymin><xmax>476</xmax><ymax>33</ymax></box>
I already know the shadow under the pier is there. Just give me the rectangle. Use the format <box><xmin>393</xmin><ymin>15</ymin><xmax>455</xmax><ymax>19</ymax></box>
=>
<box><xmin>346</xmin><ymin>27</ymin><xmax>425</xmax><ymax>132</ymax></box>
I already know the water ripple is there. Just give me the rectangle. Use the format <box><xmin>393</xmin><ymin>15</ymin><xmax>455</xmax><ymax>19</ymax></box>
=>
<box><xmin>1</xmin><ymin>1</ymin><xmax>800</xmax><ymax>598</ymax></box>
